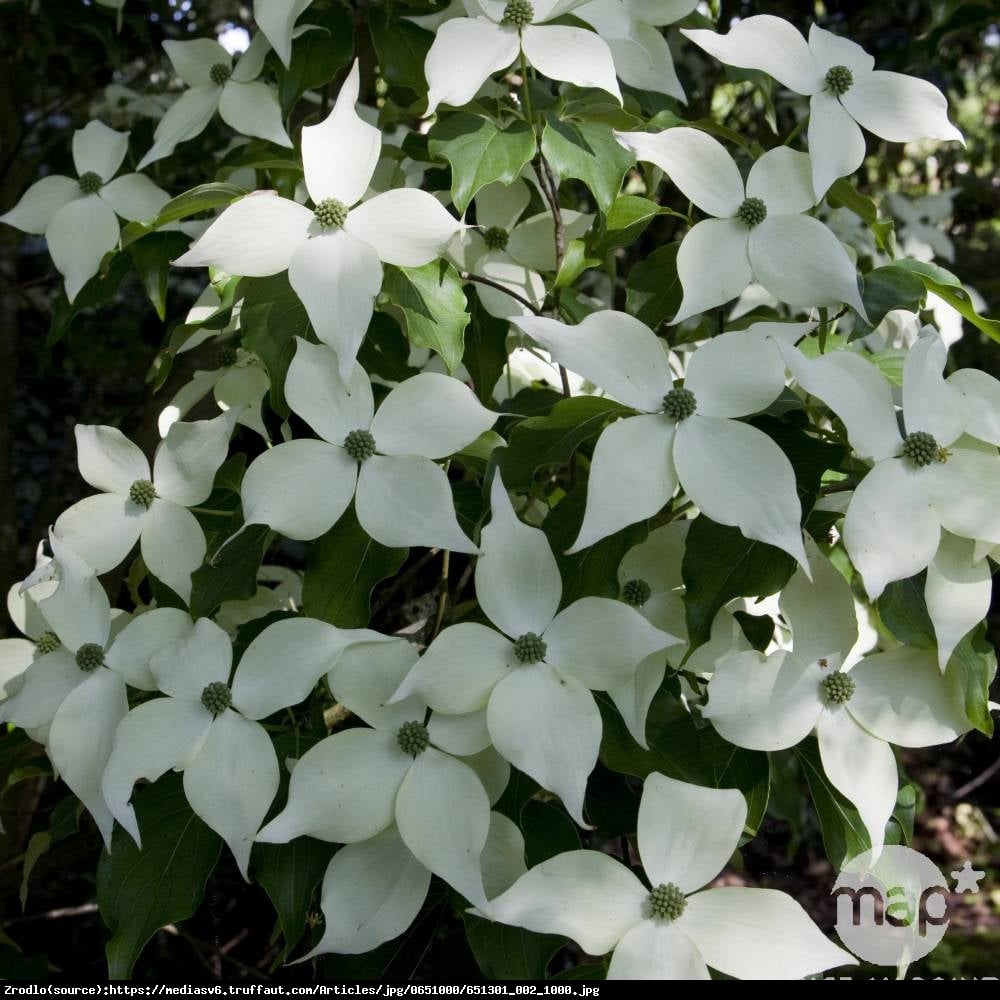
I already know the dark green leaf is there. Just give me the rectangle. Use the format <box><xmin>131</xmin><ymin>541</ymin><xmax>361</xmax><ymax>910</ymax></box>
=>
<box><xmin>826</xmin><ymin>177</ymin><xmax>878</xmax><ymax>226</ymax></box>
<box><xmin>521</xmin><ymin>800</ymin><xmax>581</xmax><ymax>867</ymax></box>
<box><xmin>279</xmin><ymin>8</ymin><xmax>353</xmax><ymax>112</ymax></box>
<box><xmin>540</xmin><ymin>115</ymin><xmax>631</xmax><ymax>212</ymax></box>
<box><xmin>877</xmin><ymin>574</ymin><xmax>936</xmax><ymax>649</ymax></box>
<box><xmin>733</xmin><ymin>610</ymin><xmax>775</xmax><ymax>652</ymax></box>
<box><xmin>624</xmin><ymin>242</ymin><xmax>681</xmax><ymax>329</ymax></box>
<box><xmin>949</xmin><ymin>627</ymin><xmax>997</xmax><ymax>737</ymax></box>
<box><xmin>554</xmin><ymin>238</ymin><xmax>601</xmax><ymax>289</ymax></box>
<box><xmin>861</xmin><ymin>265</ymin><xmax>926</xmax><ymax>327</ymax></box>
<box><xmin>120</xmin><ymin>183</ymin><xmax>246</xmax><ymax>247</ymax></box>
<box><xmin>893</xmin><ymin>259</ymin><xmax>1000</xmax><ymax>344</ymax></box>
<box><xmin>748</xmin><ymin>417</ymin><xmax>845</xmax><ymax>512</ymax></box>
<box><xmin>368</xmin><ymin>9</ymin><xmax>434</xmax><ymax>96</ymax></box>
<box><xmin>188</xmin><ymin>524</ymin><xmax>271</xmax><ymax>619</ymax></box>
<box><xmin>127</xmin><ymin>231</ymin><xmax>190</xmax><ymax>320</ymax></box>
<box><xmin>590</xmin><ymin>195</ymin><xmax>662</xmax><ymax>255</ymax></box>
<box><xmin>357</xmin><ymin>313</ymin><xmax>420</xmax><ymax>383</ymax></box>
<box><xmin>463</xmin><ymin>914</ymin><xmax>564</xmax><ymax>980</ymax></box>
<box><xmin>464</xmin><ymin>296</ymin><xmax>511</xmax><ymax>405</ymax></box>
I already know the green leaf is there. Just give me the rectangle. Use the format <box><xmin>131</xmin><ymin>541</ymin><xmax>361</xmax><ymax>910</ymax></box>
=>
<box><xmin>427</xmin><ymin>114</ymin><xmax>536</xmax><ymax>215</ymax></box>
<box><xmin>861</xmin><ymin>264</ymin><xmax>927</xmax><ymax>327</ymax></box>
<box><xmin>554</xmin><ymin>238</ymin><xmax>601</xmax><ymax>290</ymax></box>
<box><xmin>368</xmin><ymin>8</ymin><xmax>434</xmax><ymax>96</ymax></box>
<box><xmin>949</xmin><ymin>627</ymin><xmax>997</xmax><ymax>737</ymax></box>
<box><xmin>357</xmin><ymin>313</ymin><xmax>420</xmax><ymax>383</ymax></box>
<box><xmin>19</xmin><ymin>832</ymin><xmax>51</xmax><ymax>911</ymax></box>
<box><xmin>463</xmin><ymin>296</ymin><xmax>511</xmax><ymax>405</ymax></box>
<box><xmin>877</xmin><ymin>574</ymin><xmax>936</xmax><ymax>649</ymax></box>
<box><xmin>894</xmin><ymin>258</ymin><xmax>1000</xmax><ymax>344</ymax></box>
<box><xmin>303</xmin><ymin>507</ymin><xmax>407</xmax><ymax>627</ymax></box>
<box><xmin>589</xmin><ymin>195</ymin><xmax>662</xmax><ymax>255</ymax></box>
<box><xmin>463</xmin><ymin>914</ymin><xmax>565</xmax><ymax>980</ymax></box>
<box><xmin>826</xmin><ymin>177</ymin><xmax>878</xmax><ymax>226</ymax></box>
<box><xmin>46</xmin><ymin>252</ymin><xmax>133</xmax><ymax>346</ymax></box>
<box><xmin>188</xmin><ymin>524</ymin><xmax>271</xmax><ymax>619</ymax></box>
<box><xmin>733</xmin><ymin>610</ymin><xmax>775</xmax><ymax>651</ymax></box>
<box><xmin>624</xmin><ymin>243</ymin><xmax>681</xmax><ymax>329</ymax></box>
<box><xmin>521</xmin><ymin>800</ymin><xmax>581</xmax><ymax>867</ymax></box>
<box><xmin>97</xmin><ymin>775</ymin><xmax>222</xmax><ymax>979</ymax></box>
<box><xmin>279</xmin><ymin>8</ymin><xmax>353</xmax><ymax>112</ymax></box>
<box><xmin>120</xmin><ymin>183</ymin><xmax>246</xmax><ymax>247</ymax></box>
<box><xmin>540</xmin><ymin>115</ymin><xmax>632</xmax><ymax>212</ymax></box>
<box><xmin>383</xmin><ymin>262</ymin><xmax>470</xmax><ymax>373</ymax></box>
<box><xmin>127</xmin><ymin>231</ymin><xmax>190</xmax><ymax>320</ymax></box>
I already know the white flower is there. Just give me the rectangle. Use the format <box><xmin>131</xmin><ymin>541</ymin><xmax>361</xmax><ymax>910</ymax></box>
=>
<box><xmin>513</xmin><ymin>311</ymin><xmax>810</xmax><ymax>564</ymax></box>
<box><xmin>614</xmin><ymin>128</ymin><xmax>868</xmax><ymax>323</ymax></box>
<box><xmin>0</xmin><ymin>121</ymin><xmax>169</xmax><ymax>302</ymax></box>
<box><xmin>239</xmin><ymin>339</ymin><xmax>496</xmax><ymax>554</ymax></box>
<box><xmin>53</xmin><ymin>411</ymin><xmax>238</xmax><ymax>603</ymax></box>
<box><xmin>253</xmin><ymin>0</ymin><xmax>311</xmax><ymax>68</ymax></box>
<box><xmin>1</xmin><ymin>546</ymin><xmax>59</xmax><ymax>702</ymax></box>
<box><xmin>681</xmin><ymin>16</ymin><xmax>964</xmax><ymax>198</ymax></box>
<box><xmin>704</xmin><ymin>536</ymin><xmax>970</xmax><ymax>850</ymax></box>
<box><xmin>137</xmin><ymin>33</ymin><xmax>291</xmax><ymax>169</ymax></box>
<box><xmin>102</xmin><ymin>619</ymin><xmax>280</xmax><ymax>879</ymax></box>
<box><xmin>888</xmin><ymin>190</ymin><xmax>956</xmax><ymax>262</ymax></box>
<box><xmin>423</xmin><ymin>0</ymin><xmax>622</xmax><ymax>117</ymax></box>
<box><xmin>390</xmin><ymin>472</ymin><xmax>678</xmax><ymax>825</ymax></box>
<box><xmin>175</xmin><ymin>61</ymin><xmax>465</xmax><ymax>381</ymax></box>
<box><xmin>483</xmin><ymin>772</ymin><xmax>857</xmax><ymax>979</ymax></box>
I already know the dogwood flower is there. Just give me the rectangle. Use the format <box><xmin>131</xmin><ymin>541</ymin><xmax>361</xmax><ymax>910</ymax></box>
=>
<box><xmin>704</xmin><ymin>537</ymin><xmax>970</xmax><ymax>851</ymax></box>
<box><xmin>681</xmin><ymin>16</ymin><xmax>964</xmax><ymax>198</ymax></box>
<box><xmin>254</xmin><ymin>0</ymin><xmax>311</xmax><ymax>67</ymax></box>
<box><xmin>390</xmin><ymin>472</ymin><xmax>677</xmax><ymax>825</ymax></box>
<box><xmin>0</xmin><ymin>121</ymin><xmax>169</xmax><ymax>302</ymax></box>
<box><xmin>513</xmin><ymin>312</ymin><xmax>809</xmax><ymax>564</ymax></box>
<box><xmin>239</xmin><ymin>339</ymin><xmax>495</xmax><ymax>554</ymax></box>
<box><xmin>888</xmin><ymin>191</ymin><xmax>956</xmax><ymax>263</ymax></box>
<box><xmin>53</xmin><ymin>411</ymin><xmax>238</xmax><ymax>603</ymax></box>
<box><xmin>423</xmin><ymin>0</ymin><xmax>622</xmax><ymax>117</ymax></box>
<box><xmin>102</xmin><ymin>619</ymin><xmax>280</xmax><ymax>879</ymax></box>
<box><xmin>483</xmin><ymin>773</ymin><xmax>856</xmax><ymax>979</ymax></box>
<box><xmin>1</xmin><ymin>546</ymin><xmax>59</xmax><ymax>701</ymax></box>
<box><xmin>175</xmin><ymin>61</ymin><xmax>465</xmax><ymax>380</ymax></box>
<box><xmin>613</xmin><ymin>129</ymin><xmax>868</xmax><ymax>323</ymax></box>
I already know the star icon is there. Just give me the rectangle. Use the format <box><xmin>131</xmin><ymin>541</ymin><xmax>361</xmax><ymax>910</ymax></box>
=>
<box><xmin>950</xmin><ymin>860</ymin><xmax>986</xmax><ymax>893</ymax></box>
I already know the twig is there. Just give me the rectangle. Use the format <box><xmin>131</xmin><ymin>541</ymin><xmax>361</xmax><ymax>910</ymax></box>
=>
<box><xmin>459</xmin><ymin>271</ymin><xmax>542</xmax><ymax>315</ymax></box>
<box><xmin>951</xmin><ymin>757</ymin><xmax>1000</xmax><ymax>800</ymax></box>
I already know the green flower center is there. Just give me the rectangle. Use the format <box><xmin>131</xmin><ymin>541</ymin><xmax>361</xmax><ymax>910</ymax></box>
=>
<box><xmin>396</xmin><ymin>720</ymin><xmax>430</xmax><ymax>757</ymax></box>
<box><xmin>648</xmin><ymin>882</ymin><xmax>687</xmax><ymax>921</ymax></box>
<box><xmin>34</xmin><ymin>631</ymin><xmax>61</xmax><ymax>657</ymax></box>
<box><xmin>501</xmin><ymin>0</ymin><xmax>534</xmax><ymax>27</ymax></box>
<box><xmin>825</xmin><ymin>64</ymin><xmax>854</xmax><ymax>96</ymax></box>
<box><xmin>78</xmin><ymin>171</ymin><xmax>103</xmax><ymax>195</ymax></box>
<box><xmin>821</xmin><ymin>672</ymin><xmax>855</xmax><ymax>705</ymax></box>
<box><xmin>75</xmin><ymin>643</ymin><xmax>105</xmax><ymax>673</ymax></box>
<box><xmin>209</xmin><ymin>62</ymin><xmax>232</xmax><ymax>86</ymax></box>
<box><xmin>662</xmin><ymin>387</ymin><xmax>697</xmax><ymax>421</ymax></box>
<box><xmin>217</xmin><ymin>345</ymin><xmax>238</xmax><ymax>368</ymax></box>
<box><xmin>314</xmin><ymin>198</ymin><xmax>349</xmax><ymax>230</ymax></box>
<box><xmin>901</xmin><ymin>431</ymin><xmax>945</xmax><ymax>467</ymax></box>
<box><xmin>343</xmin><ymin>428</ymin><xmax>376</xmax><ymax>461</ymax></box>
<box><xmin>482</xmin><ymin>226</ymin><xmax>509</xmax><ymax>251</ymax></box>
<box><xmin>200</xmin><ymin>681</ymin><xmax>232</xmax><ymax>715</ymax></box>
<box><xmin>737</xmin><ymin>196</ymin><xmax>767</xmax><ymax>228</ymax></box>
<box><xmin>513</xmin><ymin>632</ymin><xmax>547</xmax><ymax>664</ymax></box>
<box><xmin>622</xmin><ymin>578</ymin><xmax>652</xmax><ymax>608</ymax></box>
<box><xmin>128</xmin><ymin>478</ymin><xmax>156</xmax><ymax>508</ymax></box>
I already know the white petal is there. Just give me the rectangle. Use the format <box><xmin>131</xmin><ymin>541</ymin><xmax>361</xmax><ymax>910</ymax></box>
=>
<box><xmin>183</xmin><ymin>709</ymin><xmax>280</xmax><ymax>879</ymax></box>
<box><xmin>841</xmin><ymin>71</ymin><xmax>964</xmax><ymax>144</ymax></box>
<box><xmin>474</xmin><ymin>250</ymin><xmax>545</xmax><ymax>319</ymax></box>
<box><xmin>139</xmin><ymin>501</ymin><xmax>206</xmax><ymax>603</ymax></box>
<box><xmin>673</xmin><ymin>217</ymin><xmax>751</xmax><ymax>324</ymax></box>
<box><xmin>506</xmin><ymin>209</ymin><xmax>593</xmax><ymax>273</ymax></box>
<box><xmin>54</xmin><ymin>495</ymin><xmax>144</xmax><ymax>574</ymax></box>
<box><xmin>476</xmin><ymin>472</ymin><xmax>562</xmax><ymax>637</ymax></box>
<box><xmin>604</xmin><ymin>24</ymin><xmax>686</xmax><ymax>100</ymax></box>
<box><xmin>521</xmin><ymin>24</ymin><xmax>622</xmax><ymax>102</ymax></box>
<box><xmin>99</xmin><ymin>174</ymin><xmax>170</xmax><ymax>223</ymax></box>
<box><xmin>608</xmin><ymin>919</ymin><xmax>710</xmax><ymax>980</ymax></box>
<box><xmin>136</xmin><ymin>86</ymin><xmax>222</xmax><ymax>170</ymax></box>
<box><xmin>484</xmin><ymin>850</ymin><xmax>646</xmax><ymax>955</ymax></box>
<box><xmin>749</xmin><ymin>214</ymin><xmax>867</xmax><ymax>319</ymax></box>
<box><xmin>426</xmin><ymin>710</ymin><xmax>493</xmax><ymax>757</ymax></box>
<box><xmin>623</xmin><ymin>0</ymin><xmax>698</xmax><ymax>24</ymax></box>
<box><xmin>843</xmin><ymin>459</ymin><xmax>940</xmax><ymax>598</ymax></box>
<box><xmin>104</xmin><ymin>607</ymin><xmax>193</xmax><ymax>690</ymax></box>
<box><xmin>481</xmin><ymin>811</ymin><xmax>528</xmax><ymax>898</ymax></box>
<box><xmin>154</xmin><ymin>410</ymin><xmax>235</xmax><ymax>506</ymax></box>
<box><xmin>746</xmin><ymin>146</ymin><xmax>816</xmax><ymax>215</ymax></box>
<box><xmin>46</xmin><ymin>196</ymin><xmax>120</xmax><ymax>303</ymax></box>
<box><xmin>0</xmin><ymin>176</ymin><xmax>81</xmax><ymax>235</ymax></box>
<box><xmin>256</xmin><ymin>728</ymin><xmax>409</xmax><ymax>843</ymax></box>
<box><xmin>424</xmin><ymin>18</ymin><xmax>520</xmax><ymax>117</ymax></box>
<box><xmin>614</xmin><ymin>127</ymin><xmax>743</xmax><ymax>218</ymax></box>
<box><xmin>356</xmin><ymin>455</ymin><xmax>477</xmax><ymax>553</ymax></box>
<box><xmin>347</xmin><ymin>189</ymin><xmax>464</xmax><ymax>267</ymax></box>
<box><xmin>607</xmin><ymin>653</ymin><xmax>667</xmax><ymax>749</ymax></box>
<box><xmin>218</xmin><ymin>80</ymin><xmax>292</xmax><ymax>147</ymax></box>
<box><xmin>72</xmin><ymin>120</ymin><xmax>129</xmax><ymax>181</ymax></box>
<box><xmin>674</xmin><ymin>416</ymin><xmax>806</xmax><ymax>566</ymax></box>
<box><xmin>163</xmin><ymin>38</ymin><xmax>230</xmax><ymax>87</ymax></box>
<box><xmin>149</xmin><ymin>617</ymin><xmax>232</xmax><ymax>701</ymax></box>
<box><xmin>486</xmin><ymin>664</ymin><xmax>600</xmax><ymax>826</ymax></box>
<box><xmin>0</xmin><ymin>650</ymin><xmax>82</xmax><ymax>731</ymax></box>
<box><xmin>513</xmin><ymin>311</ymin><xmax>672</xmax><ymax>413</ymax></box>
<box><xmin>618</xmin><ymin>520</ymin><xmax>689</xmax><ymax>594</ymax></box>
<box><xmin>288</xmin><ymin>230</ymin><xmax>383</xmax><ymax>381</ymax></box>
<box><xmin>0</xmin><ymin>639</ymin><xmax>35</xmax><ymax>700</ymax></box>
<box><xmin>475</xmin><ymin>179</ymin><xmax>531</xmax><ymax>231</ymax></box>
<box><xmin>681</xmin><ymin>886</ymin><xmax>856</xmax><ymax>979</ymax></box>
<box><xmin>924</xmin><ymin>448</ymin><xmax>1000</xmax><ymax>545</ymax></box>
<box><xmin>680</xmin><ymin>16</ymin><xmax>822</xmax><ymax>95</ymax></box>
<box><xmin>948</xmin><ymin>368</ymin><xmax>1000</xmax><ymax>446</ymax></box>
<box><xmin>902</xmin><ymin>333</ymin><xmax>968</xmax><ymax>446</ymax></box>
<box><xmin>74</xmin><ymin>424</ymin><xmax>150</xmax><ymax>494</ymax></box>
<box><xmin>241</xmin><ymin>439</ymin><xmax>357</xmax><ymax>540</ymax></box>
<box><xmin>253</xmin><ymin>0</ymin><xmax>311</xmax><ymax>67</ymax></box>
<box><xmin>807</xmin><ymin>91</ymin><xmax>867</xmax><ymax>200</ymax></box>
<box><xmin>38</xmin><ymin>536</ymin><xmax>112</xmax><ymax>650</ymax></box>
<box><xmin>174</xmin><ymin>192</ymin><xmax>312</xmax><ymax>276</ymax></box>
<box><xmin>461</xmin><ymin>747</ymin><xmax>510</xmax><ymax>806</ymax></box>
<box><xmin>807</xmin><ymin>24</ymin><xmax>874</xmax><ymax>76</ymax></box>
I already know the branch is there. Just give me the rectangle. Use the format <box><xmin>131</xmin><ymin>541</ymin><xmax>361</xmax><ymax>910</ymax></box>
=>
<box><xmin>459</xmin><ymin>271</ymin><xmax>542</xmax><ymax>315</ymax></box>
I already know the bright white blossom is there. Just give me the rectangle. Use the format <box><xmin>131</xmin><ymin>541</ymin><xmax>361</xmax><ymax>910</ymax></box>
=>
<box><xmin>1</xmin><ymin>546</ymin><xmax>59</xmax><ymax>701</ymax></box>
<box><xmin>253</xmin><ymin>0</ymin><xmax>311</xmax><ymax>68</ymax></box>
<box><xmin>888</xmin><ymin>191</ymin><xmax>956</xmax><ymax>262</ymax></box>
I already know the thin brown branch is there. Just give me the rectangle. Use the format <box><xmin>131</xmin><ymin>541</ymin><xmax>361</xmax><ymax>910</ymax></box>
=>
<box><xmin>459</xmin><ymin>271</ymin><xmax>542</xmax><ymax>315</ymax></box>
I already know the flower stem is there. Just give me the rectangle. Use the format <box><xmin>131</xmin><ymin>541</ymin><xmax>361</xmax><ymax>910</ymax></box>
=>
<box><xmin>519</xmin><ymin>41</ymin><xmax>535</xmax><ymax>136</ymax></box>
<box><xmin>460</xmin><ymin>271</ymin><xmax>542</xmax><ymax>314</ymax></box>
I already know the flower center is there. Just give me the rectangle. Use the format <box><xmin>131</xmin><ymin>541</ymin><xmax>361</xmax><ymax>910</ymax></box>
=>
<box><xmin>737</xmin><ymin>196</ymin><xmax>767</xmax><ymax>228</ymax></box>
<box><xmin>825</xmin><ymin>64</ymin><xmax>854</xmax><ymax>96</ymax></box>
<box><xmin>513</xmin><ymin>632</ymin><xmax>547</xmax><ymax>664</ymax></box>
<box><xmin>217</xmin><ymin>345</ymin><xmax>238</xmax><ymax>368</ymax></box>
<box><xmin>820</xmin><ymin>672</ymin><xmax>855</xmax><ymax>705</ymax></box>
<box><xmin>343</xmin><ymin>428</ymin><xmax>376</xmax><ymax>461</ymax></box>
<box><xmin>501</xmin><ymin>0</ymin><xmax>534</xmax><ymax>27</ymax></box>
<box><xmin>209</xmin><ymin>62</ymin><xmax>232</xmax><ymax>86</ymax></box>
<box><xmin>647</xmin><ymin>882</ymin><xmax>687</xmax><ymax>921</ymax></box>
<box><xmin>75</xmin><ymin>643</ymin><xmax>105</xmax><ymax>673</ymax></box>
<box><xmin>482</xmin><ymin>226</ymin><xmax>509</xmax><ymax>251</ymax></box>
<box><xmin>128</xmin><ymin>478</ymin><xmax>156</xmax><ymax>508</ymax></box>
<box><xmin>662</xmin><ymin>387</ymin><xmax>697</xmax><ymax>421</ymax></box>
<box><xmin>34</xmin><ymin>631</ymin><xmax>61</xmax><ymax>657</ymax></box>
<box><xmin>901</xmin><ymin>431</ymin><xmax>945</xmax><ymax>467</ymax></box>
<box><xmin>314</xmin><ymin>198</ymin><xmax>349</xmax><ymax>230</ymax></box>
<box><xmin>78</xmin><ymin>171</ymin><xmax>103</xmax><ymax>195</ymax></box>
<box><xmin>396</xmin><ymin>720</ymin><xmax>430</xmax><ymax>757</ymax></box>
<box><xmin>200</xmin><ymin>681</ymin><xmax>232</xmax><ymax>715</ymax></box>
<box><xmin>622</xmin><ymin>578</ymin><xmax>652</xmax><ymax>608</ymax></box>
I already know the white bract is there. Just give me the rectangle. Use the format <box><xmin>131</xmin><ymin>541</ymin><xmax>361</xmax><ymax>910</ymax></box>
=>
<box><xmin>483</xmin><ymin>773</ymin><xmax>857</xmax><ymax>979</ymax></box>
<box><xmin>1</xmin><ymin>547</ymin><xmax>59</xmax><ymax>701</ymax></box>
<box><xmin>613</xmin><ymin>128</ymin><xmax>868</xmax><ymax>323</ymax></box>
<box><xmin>239</xmin><ymin>339</ymin><xmax>495</xmax><ymax>553</ymax></box>
<box><xmin>53</xmin><ymin>411</ymin><xmax>237</xmax><ymax>603</ymax></box>
<box><xmin>423</xmin><ymin>0</ymin><xmax>622</xmax><ymax>116</ymax></box>
<box><xmin>176</xmin><ymin>61</ymin><xmax>465</xmax><ymax>381</ymax></box>
<box><xmin>888</xmin><ymin>191</ymin><xmax>956</xmax><ymax>263</ymax></box>
<box><xmin>514</xmin><ymin>312</ymin><xmax>810</xmax><ymax>565</ymax></box>
<box><xmin>0</xmin><ymin>121</ymin><xmax>169</xmax><ymax>302</ymax></box>
<box><xmin>102</xmin><ymin>618</ymin><xmax>280</xmax><ymax>879</ymax></box>
<box><xmin>681</xmin><ymin>16</ymin><xmax>964</xmax><ymax>198</ymax></box>
<box><xmin>254</xmin><ymin>0</ymin><xmax>311</xmax><ymax>68</ymax></box>
<box><xmin>390</xmin><ymin>472</ymin><xmax>677</xmax><ymax>825</ymax></box>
